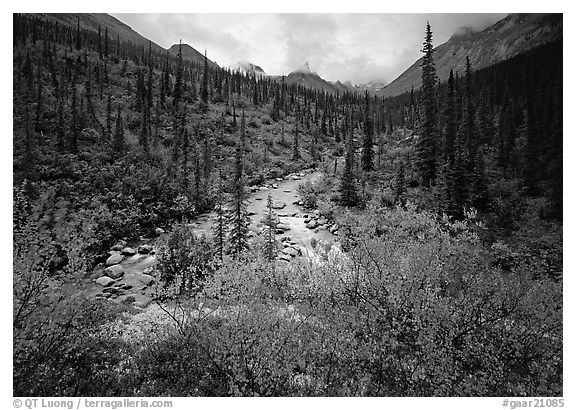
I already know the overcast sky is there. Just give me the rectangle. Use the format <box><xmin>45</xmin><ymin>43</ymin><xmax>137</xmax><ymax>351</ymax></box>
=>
<box><xmin>112</xmin><ymin>13</ymin><xmax>507</xmax><ymax>85</ymax></box>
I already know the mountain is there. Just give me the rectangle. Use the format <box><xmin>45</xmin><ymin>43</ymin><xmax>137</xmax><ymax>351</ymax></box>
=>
<box><xmin>228</xmin><ymin>61</ymin><xmax>267</xmax><ymax>78</ymax></box>
<box><xmin>284</xmin><ymin>62</ymin><xmax>348</xmax><ymax>94</ymax></box>
<box><xmin>345</xmin><ymin>80</ymin><xmax>388</xmax><ymax>94</ymax></box>
<box><xmin>29</xmin><ymin>13</ymin><xmax>165</xmax><ymax>51</ymax></box>
<box><xmin>168</xmin><ymin>43</ymin><xmax>218</xmax><ymax>68</ymax></box>
<box><xmin>378</xmin><ymin>13</ymin><xmax>563</xmax><ymax>98</ymax></box>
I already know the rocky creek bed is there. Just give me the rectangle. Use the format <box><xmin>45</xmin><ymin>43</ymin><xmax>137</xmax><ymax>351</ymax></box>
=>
<box><xmin>82</xmin><ymin>169</ymin><xmax>340</xmax><ymax>309</ymax></box>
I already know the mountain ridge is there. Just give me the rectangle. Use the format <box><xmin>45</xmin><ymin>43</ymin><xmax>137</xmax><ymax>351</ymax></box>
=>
<box><xmin>377</xmin><ymin>13</ymin><xmax>563</xmax><ymax>98</ymax></box>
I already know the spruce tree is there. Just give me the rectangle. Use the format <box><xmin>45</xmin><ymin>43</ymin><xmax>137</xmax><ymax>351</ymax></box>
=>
<box><xmin>394</xmin><ymin>160</ymin><xmax>406</xmax><ymax>205</ymax></box>
<box><xmin>292</xmin><ymin>117</ymin><xmax>301</xmax><ymax>161</ymax></box>
<box><xmin>262</xmin><ymin>193</ymin><xmax>278</xmax><ymax>262</ymax></box>
<box><xmin>106</xmin><ymin>93</ymin><xmax>112</xmax><ymax>141</ymax></box>
<box><xmin>173</xmin><ymin>41</ymin><xmax>183</xmax><ymax>107</ymax></box>
<box><xmin>213</xmin><ymin>173</ymin><xmax>227</xmax><ymax>261</ymax></box>
<box><xmin>69</xmin><ymin>85</ymin><xmax>79</xmax><ymax>153</ymax></box>
<box><xmin>340</xmin><ymin>126</ymin><xmax>357</xmax><ymax>207</ymax></box>
<box><xmin>200</xmin><ymin>50</ymin><xmax>209</xmax><ymax>105</ymax></box>
<box><xmin>113</xmin><ymin>106</ymin><xmax>125</xmax><ymax>154</ymax></box>
<box><xmin>361</xmin><ymin>91</ymin><xmax>374</xmax><ymax>172</ymax></box>
<box><xmin>227</xmin><ymin>119</ymin><xmax>250</xmax><ymax>257</ymax></box>
<box><xmin>417</xmin><ymin>22</ymin><xmax>438</xmax><ymax>187</ymax></box>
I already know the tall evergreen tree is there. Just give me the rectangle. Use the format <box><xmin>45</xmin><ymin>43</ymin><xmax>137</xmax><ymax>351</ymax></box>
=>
<box><xmin>173</xmin><ymin>40</ymin><xmax>183</xmax><ymax>107</ymax></box>
<box><xmin>200</xmin><ymin>50</ymin><xmax>209</xmax><ymax>106</ymax></box>
<box><xmin>292</xmin><ymin>117</ymin><xmax>301</xmax><ymax>161</ymax></box>
<box><xmin>113</xmin><ymin>106</ymin><xmax>125</xmax><ymax>154</ymax></box>
<box><xmin>69</xmin><ymin>85</ymin><xmax>79</xmax><ymax>153</ymax></box>
<box><xmin>417</xmin><ymin>22</ymin><xmax>438</xmax><ymax>186</ymax></box>
<box><xmin>227</xmin><ymin>114</ymin><xmax>250</xmax><ymax>257</ymax></box>
<box><xmin>262</xmin><ymin>193</ymin><xmax>278</xmax><ymax>262</ymax></box>
<box><xmin>361</xmin><ymin>91</ymin><xmax>374</xmax><ymax>172</ymax></box>
<box><xmin>340</xmin><ymin>125</ymin><xmax>357</xmax><ymax>207</ymax></box>
<box><xmin>213</xmin><ymin>172</ymin><xmax>227</xmax><ymax>261</ymax></box>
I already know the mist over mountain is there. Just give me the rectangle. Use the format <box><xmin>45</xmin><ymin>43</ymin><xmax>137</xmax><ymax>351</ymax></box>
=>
<box><xmin>378</xmin><ymin>13</ymin><xmax>562</xmax><ymax>97</ymax></box>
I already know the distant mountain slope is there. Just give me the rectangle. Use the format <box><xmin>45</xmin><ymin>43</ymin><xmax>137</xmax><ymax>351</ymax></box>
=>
<box><xmin>378</xmin><ymin>13</ymin><xmax>562</xmax><ymax>98</ymax></box>
<box><xmin>228</xmin><ymin>61</ymin><xmax>266</xmax><ymax>78</ymax></box>
<box><xmin>283</xmin><ymin>62</ymin><xmax>349</xmax><ymax>94</ymax></box>
<box><xmin>29</xmin><ymin>13</ymin><xmax>165</xmax><ymax>51</ymax></box>
<box><xmin>168</xmin><ymin>43</ymin><xmax>219</xmax><ymax>68</ymax></box>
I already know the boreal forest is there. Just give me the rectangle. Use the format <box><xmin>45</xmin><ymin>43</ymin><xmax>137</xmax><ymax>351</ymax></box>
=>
<box><xmin>13</xmin><ymin>13</ymin><xmax>562</xmax><ymax>397</ymax></box>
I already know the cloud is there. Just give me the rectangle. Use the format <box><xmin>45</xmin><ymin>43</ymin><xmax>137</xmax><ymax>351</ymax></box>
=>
<box><xmin>112</xmin><ymin>13</ymin><xmax>508</xmax><ymax>83</ymax></box>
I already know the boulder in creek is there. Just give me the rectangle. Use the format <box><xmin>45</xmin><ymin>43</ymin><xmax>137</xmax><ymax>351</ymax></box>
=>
<box><xmin>138</xmin><ymin>244</ymin><xmax>153</xmax><ymax>254</ymax></box>
<box><xmin>272</xmin><ymin>202</ymin><xmax>286</xmax><ymax>209</ymax></box>
<box><xmin>104</xmin><ymin>264</ymin><xmax>124</xmax><ymax>279</ymax></box>
<box><xmin>110</xmin><ymin>244</ymin><xmax>124</xmax><ymax>252</ymax></box>
<box><xmin>95</xmin><ymin>276</ymin><xmax>115</xmax><ymax>287</ymax></box>
<box><xmin>106</xmin><ymin>253</ymin><xmax>124</xmax><ymax>266</ymax></box>
<box><xmin>136</xmin><ymin>273</ymin><xmax>155</xmax><ymax>286</ymax></box>
<box><xmin>306</xmin><ymin>220</ymin><xmax>319</xmax><ymax>229</ymax></box>
<box><xmin>122</xmin><ymin>296</ymin><xmax>136</xmax><ymax>305</ymax></box>
<box><xmin>121</xmin><ymin>247</ymin><xmax>137</xmax><ymax>256</ymax></box>
<box><xmin>318</xmin><ymin>218</ymin><xmax>328</xmax><ymax>225</ymax></box>
<box><xmin>133</xmin><ymin>295</ymin><xmax>153</xmax><ymax>309</ymax></box>
<box><xmin>277</xmin><ymin>223</ymin><xmax>291</xmax><ymax>231</ymax></box>
<box><xmin>282</xmin><ymin>247</ymin><xmax>299</xmax><ymax>257</ymax></box>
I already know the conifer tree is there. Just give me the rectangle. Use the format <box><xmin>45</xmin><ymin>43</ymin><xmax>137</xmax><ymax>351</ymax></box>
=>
<box><xmin>417</xmin><ymin>22</ymin><xmax>438</xmax><ymax>186</ymax></box>
<box><xmin>340</xmin><ymin>126</ymin><xmax>357</xmax><ymax>207</ymax></box>
<box><xmin>56</xmin><ymin>97</ymin><xmax>65</xmax><ymax>152</ymax></box>
<box><xmin>394</xmin><ymin>160</ymin><xmax>406</xmax><ymax>204</ymax></box>
<box><xmin>443</xmin><ymin>69</ymin><xmax>457</xmax><ymax>165</ymax></box>
<box><xmin>361</xmin><ymin>91</ymin><xmax>374</xmax><ymax>172</ymax></box>
<box><xmin>213</xmin><ymin>172</ymin><xmax>227</xmax><ymax>261</ymax></box>
<box><xmin>262</xmin><ymin>193</ymin><xmax>278</xmax><ymax>262</ymax></box>
<box><xmin>200</xmin><ymin>50</ymin><xmax>209</xmax><ymax>106</ymax></box>
<box><xmin>227</xmin><ymin>130</ymin><xmax>250</xmax><ymax>257</ymax></box>
<box><xmin>173</xmin><ymin>41</ymin><xmax>183</xmax><ymax>107</ymax></box>
<box><xmin>113</xmin><ymin>106</ymin><xmax>125</xmax><ymax>154</ymax></box>
<box><xmin>104</xmin><ymin>27</ymin><xmax>109</xmax><ymax>57</ymax></box>
<box><xmin>292</xmin><ymin>117</ymin><xmax>301</xmax><ymax>161</ymax></box>
<box><xmin>69</xmin><ymin>85</ymin><xmax>79</xmax><ymax>153</ymax></box>
<box><xmin>106</xmin><ymin>93</ymin><xmax>112</xmax><ymax>141</ymax></box>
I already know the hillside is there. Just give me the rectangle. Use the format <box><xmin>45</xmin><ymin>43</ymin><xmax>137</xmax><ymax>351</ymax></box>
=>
<box><xmin>29</xmin><ymin>13</ymin><xmax>165</xmax><ymax>51</ymax></box>
<box><xmin>168</xmin><ymin>43</ymin><xmax>219</xmax><ymax>68</ymax></box>
<box><xmin>13</xmin><ymin>13</ymin><xmax>563</xmax><ymax>399</ymax></box>
<box><xmin>378</xmin><ymin>13</ymin><xmax>562</xmax><ymax>97</ymax></box>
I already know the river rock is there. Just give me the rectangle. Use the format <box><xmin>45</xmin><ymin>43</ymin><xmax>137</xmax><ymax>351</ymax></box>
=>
<box><xmin>122</xmin><ymin>295</ymin><xmax>136</xmax><ymax>305</ymax></box>
<box><xmin>95</xmin><ymin>276</ymin><xmax>115</xmax><ymax>287</ymax></box>
<box><xmin>272</xmin><ymin>184</ymin><xmax>279</xmax><ymax>189</ymax></box>
<box><xmin>110</xmin><ymin>244</ymin><xmax>124</xmax><ymax>252</ymax></box>
<box><xmin>277</xmin><ymin>223</ymin><xmax>290</xmax><ymax>231</ymax></box>
<box><xmin>318</xmin><ymin>218</ymin><xmax>328</xmax><ymax>225</ymax></box>
<box><xmin>154</xmin><ymin>227</ymin><xmax>165</xmax><ymax>236</ymax></box>
<box><xmin>133</xmin><ymin>295</ymin><xmax>153</xmax><ymax>309</ymax></box>
<box><xmin>104</xmin><ymin>264</ymin><xmax>124</xmax><ymax>279</ymax></box>
<box><xmin>106</xmin><ymin>253</ymin><xmax>123</xmax><ymax>266</ymax></box>
<box><xmin>121</xmin><ymin>247</ymin><xmax>137</xmax><ymax>256</ymax></box>
<box><xmin>306</xmin><ymin>220</ymin><xmax>319</xmax><ymax>229</ymax></box>
<box><xmin>138</xmin><ymin>244</ymin><xmax>153</xmax><ymax>254</ymax></box>
<box><xmin>136</xmin><ymin>273</ymin><xmax>155</xmax><ymax>286</ymax></box>
<box><xmin>282</xmin><ymin>247</ymin><xmax>299</xmax><ymax>257</ymax></box>
<box><xmin>102</xmin><ymin>287</ymin><xmax>118</xmax><ymax>294</ymax></box>
<box><xmin>272</xmin><ymin>202</ymin><xmax>286</xmax><ymax>209</ymax></box>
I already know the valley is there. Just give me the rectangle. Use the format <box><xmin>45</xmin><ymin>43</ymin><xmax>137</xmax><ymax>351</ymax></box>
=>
<box><xmin>12</xmin><ymin>12</ymin><xmax>563</xmax><ymax>398</ymax></box>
